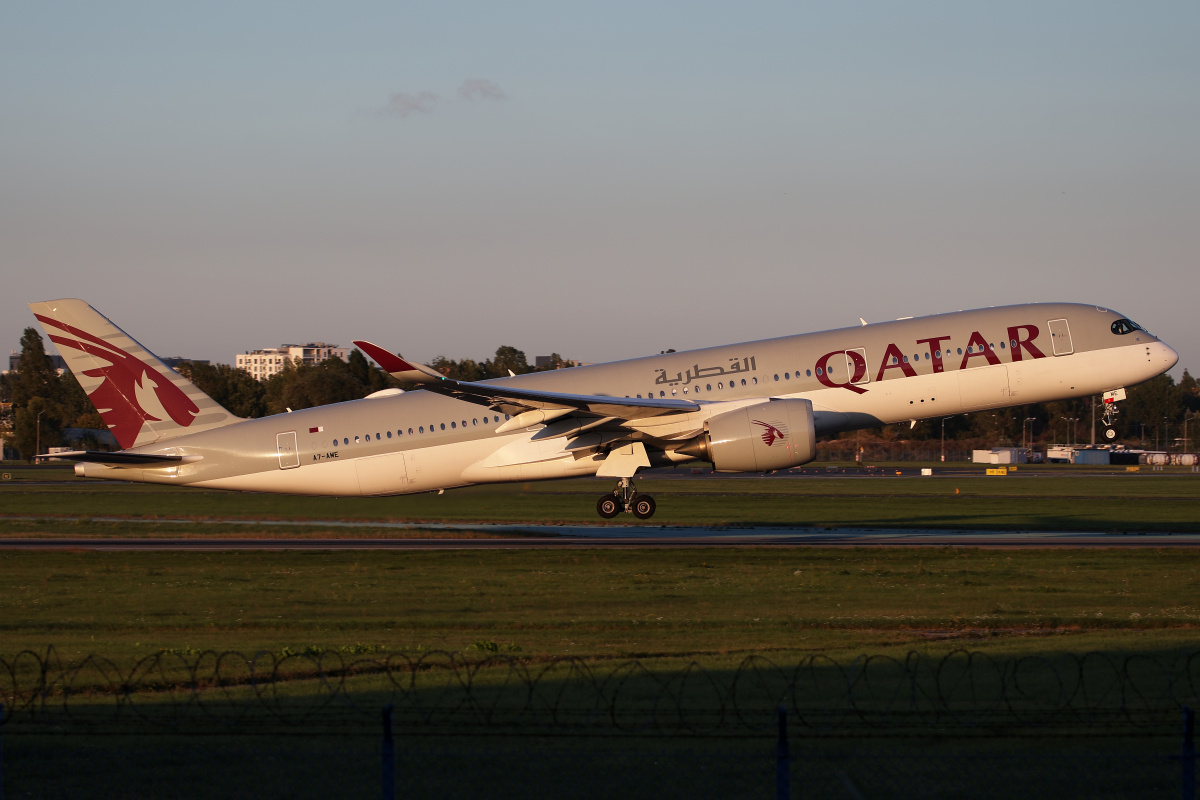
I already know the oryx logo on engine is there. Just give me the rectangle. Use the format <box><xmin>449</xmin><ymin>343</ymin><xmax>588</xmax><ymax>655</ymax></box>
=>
<box><xmin>751</xmin><ymin>419</ymin><xmax>787</xmax><ymax>447</ymax></box>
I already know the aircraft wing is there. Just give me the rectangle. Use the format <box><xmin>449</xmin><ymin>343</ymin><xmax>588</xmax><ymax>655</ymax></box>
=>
<box><xmin>353</xmin><ymin>340</ymin><xmax>698</xmax><ymax>420</ymax></box>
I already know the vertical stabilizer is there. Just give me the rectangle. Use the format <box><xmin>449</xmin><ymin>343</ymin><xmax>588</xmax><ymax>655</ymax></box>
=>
<box><xmin>29</xmin><ymin>299</ymin><xmax>243</xmax><ymax>449</ymax></box>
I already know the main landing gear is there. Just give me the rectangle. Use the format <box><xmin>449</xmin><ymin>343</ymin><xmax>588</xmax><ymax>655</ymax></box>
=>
<box><xmin>596</xmin><ymin>477</ymin><xmax>656</xmax><ymax>520</ymax></box>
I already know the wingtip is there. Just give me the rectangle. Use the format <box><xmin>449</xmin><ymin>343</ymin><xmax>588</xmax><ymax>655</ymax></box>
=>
<box><xmin>353</xmin><ymin>340</ymin><xmax>414</xmax><ymax>373</ymax></box>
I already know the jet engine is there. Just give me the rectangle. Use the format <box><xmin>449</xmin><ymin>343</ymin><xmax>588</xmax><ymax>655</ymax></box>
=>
<box><xmin>675</xmin><ymin>399</ymin><xmax>817</xmax><ymax>472</ymax></box>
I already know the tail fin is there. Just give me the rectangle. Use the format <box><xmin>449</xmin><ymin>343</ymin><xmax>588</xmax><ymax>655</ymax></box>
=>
<box><xmin>29</xmin><ymin>299</ymin><xmax>243</xmax><ymax>449</ymax></box>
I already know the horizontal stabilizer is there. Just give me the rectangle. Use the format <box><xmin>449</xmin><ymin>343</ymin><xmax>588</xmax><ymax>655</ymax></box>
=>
<box><xmin>34</xmin><ymin>451</ymin><xmax>201</xmax><ymax>467</ymax></box>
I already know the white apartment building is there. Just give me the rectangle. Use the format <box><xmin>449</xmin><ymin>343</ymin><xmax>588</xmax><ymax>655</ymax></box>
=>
<box><xmin>236</xmin><ymin>343</ymin><xmax>350</xmax><ymax>380</ymax></box>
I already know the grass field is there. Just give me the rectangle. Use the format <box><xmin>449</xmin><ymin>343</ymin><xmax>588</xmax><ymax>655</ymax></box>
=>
<box><xmin>2</xmin><ymin>462</ymin><xmax>1200</xmax><ymax>532</ymax></box>
<box><xmin>2</xmin><ymin>465</ymin><xmax>1199</xmax><ymax>798</ymax></box>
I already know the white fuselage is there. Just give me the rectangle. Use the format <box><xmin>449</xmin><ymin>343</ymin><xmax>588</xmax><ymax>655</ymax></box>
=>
<box><xmin>75</xmin><ymin>302</ymin><xmax>1179</xmax><ymax>496</ymax></box>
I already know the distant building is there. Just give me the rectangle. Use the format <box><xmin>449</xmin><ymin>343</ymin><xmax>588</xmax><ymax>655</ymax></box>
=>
<box><xmin>971</xmin><ymin>448</ymin><xmax>1028</xmax><ymax>465</ymax></box>
<box><xmin>236</xmin><ymin>343</ymin><xmax>350</xmax><ymax>381</ymax></box>
<box><xmin>162</xmin><ymin>357</ymin><xmax>210</xmax><ymax>370</ymax></box>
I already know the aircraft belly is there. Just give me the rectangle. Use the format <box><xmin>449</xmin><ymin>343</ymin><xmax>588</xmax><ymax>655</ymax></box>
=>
<box><xmin>192</xmin><ymin>459</ymin><xmax>362</xmax><ymax>496</ymax></box>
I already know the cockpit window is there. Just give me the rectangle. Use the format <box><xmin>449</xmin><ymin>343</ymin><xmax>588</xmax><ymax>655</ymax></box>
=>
<box><xmin>1111</xmin><ymin>319</ymin><xmax>1143</xmax><ymax>335</ymax></box>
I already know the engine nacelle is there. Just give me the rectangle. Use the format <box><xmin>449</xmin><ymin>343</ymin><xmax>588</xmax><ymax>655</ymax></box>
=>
<box><xmin>679</xmin><ymin>399</ymin><xmax>817</xmax><ymax>472</ymax></box>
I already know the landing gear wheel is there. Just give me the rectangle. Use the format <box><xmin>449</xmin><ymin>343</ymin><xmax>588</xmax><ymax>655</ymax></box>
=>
<box><xmin>597</xmin><ymin>496</ymin><xmax>621</xmax><ymax>519</ymax></box>
<box><xmin>631</xmin><ymin>495</ymin><xmax>656</xmax><ymax>520</ymax></box>
<box><xmin>1105</xmin><ymin>428</ymin><xmax>1117</xmax><ymax>440</ymax></box>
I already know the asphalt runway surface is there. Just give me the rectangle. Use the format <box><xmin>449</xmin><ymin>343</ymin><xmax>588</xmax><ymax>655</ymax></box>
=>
<box><xmin>1</xmin><ymin>523</ymin><xmax>1198</xmax><ymax>549</ymax></box>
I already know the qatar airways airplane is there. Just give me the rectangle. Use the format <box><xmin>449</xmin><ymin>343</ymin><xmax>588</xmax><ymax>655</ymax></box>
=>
<box><xmin>30</xmin><ymin>299</ymin><xmax>1177</xmax><ymax>519</ymax></box>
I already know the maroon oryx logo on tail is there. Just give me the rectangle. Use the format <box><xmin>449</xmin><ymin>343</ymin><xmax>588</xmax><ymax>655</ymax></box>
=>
<box><xmin>751</xmin><ymin>419</ymin><xmax>787</xmax><ymax>447</ymax></box>
<box><xmin>34</xmin><ymin>314</ymin><xmax>200</xmax><ymax>449</ymax></box>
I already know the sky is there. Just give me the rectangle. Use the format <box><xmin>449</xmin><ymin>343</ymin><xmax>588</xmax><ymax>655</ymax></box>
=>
<box><xmin>3</xmin><ymin>1</ymin><xmax>1198</xmax><ymax>376</ymax></box>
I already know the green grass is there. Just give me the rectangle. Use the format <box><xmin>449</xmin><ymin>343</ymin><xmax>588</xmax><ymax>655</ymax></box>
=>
<box><xmin>3</xmin><ymin>548</ymin><xmax>1200</xmax><ymax>665</ymax></box>
<box><xmin>2</xmin><ymin>464</ymin><xmax>1200</xmax><ymax>530</ymax></box>
<box><xmin>3</xmin><ymin>468</ymin><xmax>1200</xmax><ymax>797</ymax></box>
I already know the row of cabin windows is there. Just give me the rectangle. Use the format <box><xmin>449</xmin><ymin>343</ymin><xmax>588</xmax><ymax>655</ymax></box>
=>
<box><xmin>334</xmin><ymin>414</ymin><xmax>510</xmax><ymax>447</ymax></box>
<box><xmin>639</xmin><ymin>341</ymin><xmax>1022</xmax><ymax>389</ymax></box>
<box><xmin>634</xmin><ymin>377</ymin><xmax>759</xmax><ymax>398</ymax></box>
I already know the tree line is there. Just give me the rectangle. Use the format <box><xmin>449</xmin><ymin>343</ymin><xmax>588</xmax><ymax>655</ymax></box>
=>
<box><xmin>2</xmin><ymin>327</ymin><xmax>1198</xmax><ymax>461</ymax></box>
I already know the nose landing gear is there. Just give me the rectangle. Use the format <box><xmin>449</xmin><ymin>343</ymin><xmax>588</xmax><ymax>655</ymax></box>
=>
<box><xmin>596</xmin><ymin>477</ymin><xmax>656</xmax><ymax>520</ymax></box>
<box><xmin>1102</xmin><ymin>388</ymin><xmax>1126</xmax><ymax>440</ymax></box>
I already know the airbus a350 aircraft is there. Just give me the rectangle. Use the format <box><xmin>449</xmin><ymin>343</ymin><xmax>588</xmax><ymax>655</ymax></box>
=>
<box><xmin>30</xmin><ymin>299</ymin><xmax>1177</xmax><ymax>519</ymax></box>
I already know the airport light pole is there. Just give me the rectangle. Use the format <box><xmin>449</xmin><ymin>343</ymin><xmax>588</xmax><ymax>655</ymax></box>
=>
<box><xmin>1023</xmin><ymin>417</ymin><xmax>1036</xmax><ymax>452</ymax></box>
<box><xmin>940</xmin><ymin>416</ymin><xmax>957</xmax><ymax>463</ymax></box>
<box><xmin>1065</xmin><ymin>417</ymin><xmax>1078</xmax><ymax>448</ymax></box>
<box><xmin>35</xmin><ymin>409</ymin><xmax>44</xmax><ymax>459</ymax></box>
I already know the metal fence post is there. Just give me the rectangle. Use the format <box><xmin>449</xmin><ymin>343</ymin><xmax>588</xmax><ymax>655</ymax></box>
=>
<box><xmin>776</xmin><ymin>706</ymin><xmax>790</xmax><ymax>800</ymax></box>
<box><xmin>1184</xmin><ymin>706</ymin><xmax>1196</xmax><ymax>800</ymax></box>
<box><xmin>1</xmin><ymin>702</ymin><xmax>5</xmax><ymax>800</ymax></box>
<box><xmin>382</xmin><ymin>703</ymin><xmax>395</xmax><ymax>800</ymax></box>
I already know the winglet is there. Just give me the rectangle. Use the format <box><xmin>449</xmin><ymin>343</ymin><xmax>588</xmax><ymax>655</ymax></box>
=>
<box><xmin>353</xmin><ymin>341</ymin><xmax>444</xmax><ymax>382</ymax></box>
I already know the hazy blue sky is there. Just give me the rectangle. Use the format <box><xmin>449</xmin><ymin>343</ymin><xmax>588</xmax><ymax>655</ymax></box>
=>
<box><xmin>4</xmin><ymin>1</ymin><xmax>1197</xmax><ymax>375</ymax></box>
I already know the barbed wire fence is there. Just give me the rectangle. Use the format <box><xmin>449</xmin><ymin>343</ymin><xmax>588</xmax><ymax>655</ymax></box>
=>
<box><xmin>1</xmin><ymin>648</ymin><xmax>1198</xmax><ymax>799</ymax></box>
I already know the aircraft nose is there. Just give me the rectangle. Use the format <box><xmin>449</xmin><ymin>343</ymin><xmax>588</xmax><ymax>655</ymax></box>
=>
<box><xmin>1156</xmin><ymin>341</ymin><xmax>1180</xmax><ymax>371</ymax></box>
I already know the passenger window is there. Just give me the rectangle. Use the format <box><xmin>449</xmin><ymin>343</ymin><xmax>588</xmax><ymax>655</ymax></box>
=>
<box><xmin>355</xmin><ymin>436</ymin><xmax>361</xmax><ymax>443</ymax></box>
<box><xmin>333</xmin><ymin>439</ymin><xmax>338</xmax><ymax>447</ymax></box>
<box><xmin>682</xmin><ymin>387</ymin><xmax>687</xmax><ymax>394</ymax></box>
<box><xmin>816</xmin><ymin>367</ymin><xmax>823</xmax><ymax>376</ymax></box>
<box><xmin>902</xmin><ymin>356</ymin><xmax>909</xmax><ymax>363</ymax></box>
<box><xmin>387</xmin><ymin>431</ymin><xmax>392</xmax><ymax>438</ymax></box>
<box><xmin>957</xmin><ymin>348</ymin><xmax>963</xmax><ymax>355</ymax></box>
<box><xmin>741</xmin><ymin>378</ymin><xmax>747</xmax><ymax>386</ymax></box>
<box><xmin>461</xmin><ymin>421</ymin><xmax>466</xmax><ymax>427</ymax></box>
<box><xmin>660</xmin><ymin>391</ymin><xmax>665</xmax><ymax>398</ymax></box>
<box><xmin>806</xmin><ymin>370</ymin><xmax>812</xmax><ymax>377</ymax></box>
<box><xmin>706</xmin><ymin>384</ymin><xmax>712</xmax><ymax>391</ymax></box>
<box><xmin>440</xmin><ymin>423</ymin><xmax>446</xmax><ymax>430</ymax></box>
<box><xmin>343</xmin><ymin>438</ymin><xmax>349</xmax><ymax>445</ymax></box>
<box><xmin>451</xmin><ymin>421</ymin><xmax>456</xmax><ymax>428</ymax></box>
<box><xmin>408</xmin><ymin>428</ymin><xmax>413</xmax><ymax>435</ymax></box>
<box><xmin>472</xmin><ymin>419</ymin><xmax>478</xmax><ymax>425</ymax></box>
<box><xmin>718</xmin><ymin>382</ymin><xmax>723</xmax><ymax>389</ymax></box>
<box><xmin>419</xmin><ymin>426</ymin><xmax>424</xmax><ymax>433</ymax></box>
<box><xmin>773</xmin><ymin>374</ymin><xmax>779</xmax><ymax>381</ymax></box>
<box><xmin>752</xmin><ymin>377</ymin><xmax>758</xmax><ymax>385</ymax></box>
<box><xmin>375</xmin><ymin>432</ymin><xmax>381</xmax><ymax>439</ymax></box>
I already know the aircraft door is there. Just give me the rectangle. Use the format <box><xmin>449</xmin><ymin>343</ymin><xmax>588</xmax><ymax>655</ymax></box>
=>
<box><xmin>276</xmin><ymin>431</ymin><xmax>300</xmax><ymax>469</ymax></box>
<box><xmin>844</xmin><ymin>348</ymin><xmax>870</xmax><ymax>386</ymax></box>
<box><xmin>1048</xmin><ymin>319</ymin><xmax>1074</xmax><ymax>356</ymax></box>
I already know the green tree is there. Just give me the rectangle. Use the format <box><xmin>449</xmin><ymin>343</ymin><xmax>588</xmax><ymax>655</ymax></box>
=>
<box><xmin>13</xmin><ymin>396</ymin><xmax>62</xmax><ymax>460</ymax></box>
<box><xmin>281</xmin><ymin>358</ymin><xmax>366</xmax><ymax>411</ymax></box>
<box><xmin>429</xmin><ymin>356</ymin><xmax>488</xmax><ymax>381</ymax></box>
<box><xmin>485</xmin><ymin>346</ymin><xmax>530</xmax><ymax>379</ymax></box>
<box><xmin>1122</xmin><ymin>374</ymin><xmax>1183</xmax><ymax>448</ymax></box>
<box><xmin>177</xmin><ymin>362</ymin><xmax>267</xmax><ymax>418</ymax></box>
<box><xmin>11</xmin><ymin>328</ymin><xmax>60</xmax><ymax>408</ymax></box>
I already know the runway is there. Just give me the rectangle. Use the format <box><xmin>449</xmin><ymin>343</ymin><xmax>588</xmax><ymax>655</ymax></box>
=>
<box><xmin>1</xmin><ymin>523</ymin><xmax>1198</xmax><ymax>549</ymax></box>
